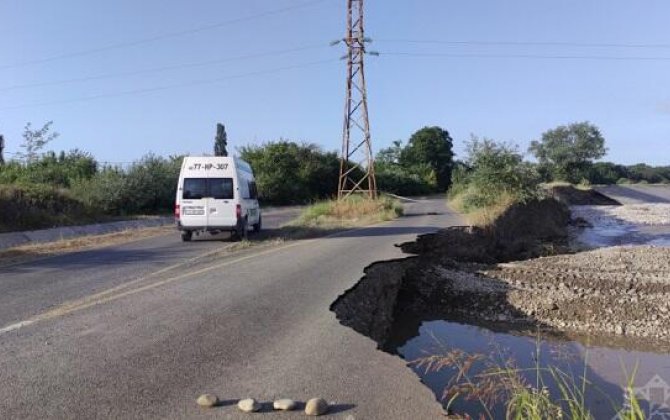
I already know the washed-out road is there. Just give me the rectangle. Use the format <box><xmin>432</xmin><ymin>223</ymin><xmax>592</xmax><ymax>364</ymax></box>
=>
<box><xmin>0</xmin><ymin>197</ymin><xmax>461</xmax><ymax>419</ymax></box>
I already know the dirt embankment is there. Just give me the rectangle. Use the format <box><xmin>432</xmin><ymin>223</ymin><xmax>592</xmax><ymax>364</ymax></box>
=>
<box><xmin>332</xmin><ymin>197</ymin><xmax>670</xmax><ymax>351</ymax></box>
<box><xmin>547</xmin><ymin>185</ymin><xmax>621</xmax><ymax>206</ymax></box>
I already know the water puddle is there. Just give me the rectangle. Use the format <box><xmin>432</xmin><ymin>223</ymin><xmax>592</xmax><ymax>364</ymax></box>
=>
<box><xmin>395</xmin><ymin>320</ymin><xmax>670</xmax><ymax>418</ymax></box>
<box><xmin>572</xmin><ymin>205</ymin><xmax>670</xmax><ymax>248</ymax></box>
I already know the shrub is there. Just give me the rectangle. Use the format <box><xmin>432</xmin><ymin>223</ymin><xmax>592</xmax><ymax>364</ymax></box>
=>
<box><xmin>70</xmin><ymin>154</ymin><xmax>182</xmax><ymax>216</ymax></box>
<box><xmin>297</xmin><ymin>196</ymin><xmax>402</xmax><ymax>228</ymax></box>
<box><xmin>450</xmin><ymin>136</ymin><xmax>542</xmax><ymax>214</ymax></box>
<box><xmin>0</xmin><ymin>150</ymin><xmax>97</xmax><ymax>188</ymax></box>
<box><xmin>70</xmin><ymin>168</ymin><xmax>127</xmax><ymax>215</ymax></box>
<box><xmin>240</xmin><ymin>141</ymin><xmax>339</xmax><ymax>204</ymax></box>
<box><xmin>375</xmin><ymin>164</ymin><xmax>434</xmax><ymax>196</ymax></box>
<box><xmin>0</xmin><ymin>184</ymin><xmax>89</xmax><ymax>232</ymax></box>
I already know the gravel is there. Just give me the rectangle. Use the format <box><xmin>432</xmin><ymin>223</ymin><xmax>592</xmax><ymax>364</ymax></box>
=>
<box><xmin>437</xmin><ymin>245</ymin><xmax>670</xmax><ymax>344</ymax></box>
<box><xmin>572</xmin><ymin>204</ymin><xmax>670</xmax><ymax>226</ymax></box>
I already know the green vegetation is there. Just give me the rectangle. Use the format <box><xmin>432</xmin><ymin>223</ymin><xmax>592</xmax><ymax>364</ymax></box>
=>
<box><xmin>413</xmin><ymin>340</ymin><xmax>645</xmax><ymax>420</ymax></box>
<box><xmin>213</xmin><ymin>123</ymin><xmax>229</xmax><ymax>157</ymax></box>
<box><xmin>529</xmin><ymin>121</ymin><xmax>607</xmax><ymax>184</ymax></box>
<box><xmin>376</xmin><ymin>126</ymin><xmax>455</xmax><ymax>195</ymax></box>
<box><xmin>294</xmin><ymin>196</ymin><xmax>403</xmax><ymax>228</ymax></box>
<box><xmin>0</xmin><ymin>124</ymin><xmax>183</xmax><ymax>232</ymax></box>
<box><xmin>239</xmin><ymin>141</ymin><xmax>340</xmax><ymax>204</ymax></box>
<box><xmin>0</xmin><ymin>153</ymin><xmax>182</xmax><ymax>232</ymax></box>
<box><xmin>528</xmin><ymin>121</ymin><xmax>668</xmax><ymax>185</ymax></box>
<box><xmin>448</xmin><ymin>136</ymin><xmax>542</xmax><ymax>226</ymax></box>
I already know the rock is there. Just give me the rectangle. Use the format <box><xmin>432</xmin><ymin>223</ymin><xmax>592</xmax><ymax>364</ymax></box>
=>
<box><xmin>544</xmin><ymin>302</ymin><xmax>559</xmax><ymax>311</ymax></box>
<box><xmin>238</xmin><ymin>398</ymin><xmax>261</xmax><ymax>413</ymax></box>
<box><xmin>305</xmin><ymin>398</ymin><xmax>329</xmax><ymax>416</ymax></box>
<box><xmin>196</xmin><ymin>394</ymin><xmax>219</xmax><ymax>408</ymax></box>
<box><xmin>615</xmin><ymin>324</ymin><xmax>626</xmax><ymax>336</ymax></box>
<box><xmin>273</xmin><ymin>399</ymin><xmax>297</xmax><ymax>411</ymax></box>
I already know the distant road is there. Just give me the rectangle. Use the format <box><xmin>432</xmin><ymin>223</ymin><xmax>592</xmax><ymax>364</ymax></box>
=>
<box><xmin>595</xmin><ymin>184</ymin><xmax>670</xmax><ymax>205</ymax></box>
<box><xmin>0</xmin><ymin>197</ymin><xmax>461</xmax><ymax>419</ymax></box>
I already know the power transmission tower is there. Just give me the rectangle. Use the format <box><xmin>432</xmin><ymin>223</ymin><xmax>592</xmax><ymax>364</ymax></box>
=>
<box><xmin>338</xmin><ymin>0</ymin><xmax>377</xmax><ymax>199</ymax></box>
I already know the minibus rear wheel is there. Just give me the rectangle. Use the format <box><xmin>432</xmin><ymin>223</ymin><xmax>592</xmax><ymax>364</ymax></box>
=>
<box><xmin>181</xmin><ymin>231</ymin><xmax>193</xmax><ymax>242</ymax></box>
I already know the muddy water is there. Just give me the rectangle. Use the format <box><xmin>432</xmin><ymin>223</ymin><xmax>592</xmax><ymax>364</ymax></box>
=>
<box><xmin>575</xmin><ymin>223</ymin><xmax>670</xmax><ymax>248</ymax></box>
<box><xmin>395</xmin><ymin>320</ymin><xmax>670</xmax><ymax>418</ymax></box>
<box><xmin>572</xmin><ymin>204</ymin><xmax>670</xmax><ymax>248</ymax></box>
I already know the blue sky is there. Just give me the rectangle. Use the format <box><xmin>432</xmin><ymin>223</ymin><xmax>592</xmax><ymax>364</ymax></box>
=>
<box><xmin>1</xmin><ymin>0</ymin><xmax>668</xmax><ymax>165</ymax></box>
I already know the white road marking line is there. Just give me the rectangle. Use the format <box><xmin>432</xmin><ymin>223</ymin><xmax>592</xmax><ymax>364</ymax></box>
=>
<box><xmin>0</xmin><ymin>320</ymin><xmax>35</xmax><ymax>334</ymax></box>
<box><xmin>0</xmin><ymin>216</ymin><xmax>409</xmax><ymax>335</ymax></box>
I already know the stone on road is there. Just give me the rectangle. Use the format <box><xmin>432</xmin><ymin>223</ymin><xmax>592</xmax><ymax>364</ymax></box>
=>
<box><xmin>0</xmin><ymin>197</ymin><xmax>460</xmax><ymax>419</ymax></box>
<box><xmin>196</xmin><ymin>394</ymin><xmax>219</xmax><ymax>408</ymax></box>
<box><xmin>273</xmin><ymin>399</ymin><xmax>297</xmax><ymax>411</ymax></box>
<box><xmin>237</xmin><ymin>398</ymin><xmax>261</xmax><ymax>413</ymax></box>
<box><xmin>305</xmin><ymin>398</ymin><xmax>329</xmax><ymax>416</ymax></box>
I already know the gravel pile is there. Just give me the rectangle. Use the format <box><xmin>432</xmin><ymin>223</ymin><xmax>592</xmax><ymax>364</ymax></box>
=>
<box><xmin>572</xmin><ymin>204</ymin><xmax>670</xmax><ymax>226</ymax></box>
<box><xmin>438</xmin><ymin>246</ymin><xmax>670</xmax><ymax>343</ymax></box>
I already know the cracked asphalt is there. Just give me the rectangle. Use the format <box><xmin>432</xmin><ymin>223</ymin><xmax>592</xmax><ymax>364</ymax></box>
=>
<box><xmin>0</xmin><ymin>197</ymin><xmax>461</xmax><ymax>419</ymax></box>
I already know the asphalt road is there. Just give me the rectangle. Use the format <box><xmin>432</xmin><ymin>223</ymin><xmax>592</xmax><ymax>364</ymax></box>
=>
<box><xmin>0</xmin><ymin>197</ymin><xmax>461</xmax><ymax>419</ymax></box>
<box><xmin>596</xmin><ymin>184</ymin><xmax>670</xmax><ymax>205</ymax></box>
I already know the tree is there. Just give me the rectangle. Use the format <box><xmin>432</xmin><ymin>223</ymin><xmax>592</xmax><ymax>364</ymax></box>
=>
<box><xmin>376</xmin><ymin>140</ymin><xmax>404</xmax><ymax>166</ymax></box>
<box><xmin>239</xmin><ymin>141</ymin><xmax>339</xmax><ymax>204</ymax></box>
<box><xmin>529</xmin><ymin>121</ymin><xmax>607</xmax><ymax>183</ymax></box>
<box><xmin>17</xmin><ymin>121</ymin><xmax>59</xmax><ymax>163</ymax></box>
<box><xmin>399</xmin><ymin>126</ymin><xmax>454</xmax><ymax>190</ymax></box>
<box><xmin>0</xmin><ymin>134</ymin><xmax>5</xmax><ymax>165</ymax></box>
<box><xmin>214</xmin><ymin>123</ymin><xmax>228</xmax><ymax>157</ymax></box>
<box><xmin>452</xmin><ymin>136</ymin><xmax>541</xmax><ymax>209</ymax></box>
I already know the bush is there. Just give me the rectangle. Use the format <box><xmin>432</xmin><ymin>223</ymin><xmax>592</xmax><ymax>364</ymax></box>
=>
<box><xmin>450</xmin><ymin>136</ymin><xmax>542</xmax><ymax>214</ymax></box>
<box><xmin>0</xmin><ymin>150</ymin><xmax>97</xmax><ymax>187</ymax></box>
<box><xmin>71</xmin><ymin>155</ymin><xmax>182</xmax><ymax>215</ymax></box>
<box><xmin>0</xmin><ymin>184</ymin><xmax>89</xmax><ymax>232</ymax></box>
<box><xmin>296</xmin><ymin>196</ymin><xmax>402</xmax><ymax>228</ymax></box>
<box><xmin>70</xmin><ymin>168</ymin><xmax>127</xmax><ymax>215</ymax></box>
<box><xmin>240</xmin><ymin>141</ymin><xmax>339</xmax><ymax>204</ymax></box>
<box><xmin>375</xmin><ymin>164</ymin><xmax>434</xmax><ymax>196</ymax></box>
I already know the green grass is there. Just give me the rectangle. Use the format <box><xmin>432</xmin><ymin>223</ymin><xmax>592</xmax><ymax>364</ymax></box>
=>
<box><xmin>294</xmin><ymin>196</ymin><xmax>403</xmax><ymax>228</ymax></box>
<box><xmin>412</xmin><ymin>337</ymin><xmax>646</xmax><ymax>420</ymax></box>
<box><xmin>448</xmin><ymin>189</ymin><xmax>520</xmax><ymax>227</ymax></box>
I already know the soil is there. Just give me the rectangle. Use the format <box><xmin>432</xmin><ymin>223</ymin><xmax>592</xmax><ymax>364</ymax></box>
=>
<box><xmin>332</xmin><ymin>197</ymin><xmax>670</xmax><ymax>353</ymax></box>
<box><xmin>436</xmin><ymin>245</ymin><xmax>670</xmax><ymax>344</ymax></box>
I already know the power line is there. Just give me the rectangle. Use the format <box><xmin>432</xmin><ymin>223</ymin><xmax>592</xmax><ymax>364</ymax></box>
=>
<box><xmin>0</xmin><ymin>0</ymin><xmax>332</xmax><ymax>70</ymax></box>
<box><xmin>381</xmin><ymin>51</ymin><xmax>670</xmax><ymax>62</ymax></box>
<box><xmin>0</xmin><ymin>59</ymin><xmax>338</xmax><ymax>111</ymax></box>
<box><xmin>0</xmin><ymin>44</ymin><xmax>329</xmax><ymax>92</ymax></box>
<box><xmin>376</xmin><ymin>38</ymin><xmax>670</xmax><ymax>49</ymax></box>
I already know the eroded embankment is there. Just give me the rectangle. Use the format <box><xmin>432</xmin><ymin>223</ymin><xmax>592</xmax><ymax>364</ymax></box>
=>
<box><xmin>331</xmin><ymin>197</ymin><xmax>670</xmax><ymax>352</ymax></box>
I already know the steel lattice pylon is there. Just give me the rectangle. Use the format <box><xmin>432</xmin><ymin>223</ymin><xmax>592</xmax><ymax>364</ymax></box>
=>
<box><xmin>338</xmin><ymin>0</ymin><xmax>377</xmax><ymax>200</ymax></box>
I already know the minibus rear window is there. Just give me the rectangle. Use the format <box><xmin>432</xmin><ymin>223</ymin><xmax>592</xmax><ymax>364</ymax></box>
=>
<box><xmin>183</xmin><ymin>178</ymin><xmax>234</xmax><ymax>200</ymax></box>
<box><xmin>210</xmin><ymin>178</ymin><xmax>234</xmax><ymax>199</ymax></box>
<box><xmin>183</xmin><ymin>178</ymin><xmax>207</xmax><ymax>199</ymax></box>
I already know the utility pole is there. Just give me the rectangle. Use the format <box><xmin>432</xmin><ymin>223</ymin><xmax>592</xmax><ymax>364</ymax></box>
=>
<box><xmin>0</xmin><ymin>134</ymin><xmax>5</xmax><ymax>165</ymax></box>
<box><xmin>338</xmin><ymin>0</ymin><xmax>377</xmax><ymax>199</ymax></box>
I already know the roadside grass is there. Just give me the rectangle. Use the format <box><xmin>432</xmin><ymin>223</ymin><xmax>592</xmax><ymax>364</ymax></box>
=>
<box><xmin>412</xmin><ymin>336</ymin><xmax>645</xmax><ymax>420</ymax></box>
<box><xmin>292</xmin><ymin>196</ymin><xmax>403</xmax><ymax>229</ymax></box>
<box><xmin>542</xmin><ymin>181</ymin><xmax>592</xmax><ymax>191</ymax></box>
<box><xmin>0</xmin><ymin>198</ymin><xmax>404</xmax><ymax>267</ymax></box>
<box><xmin>448</xmin><ymin>190</ymin><xmax>519</xmax><ymax>227</ymax></box>
<box><xmin>0</xmin><ymin>226</ymin><xmax>173</xmax><ymax>267</ymax></box>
